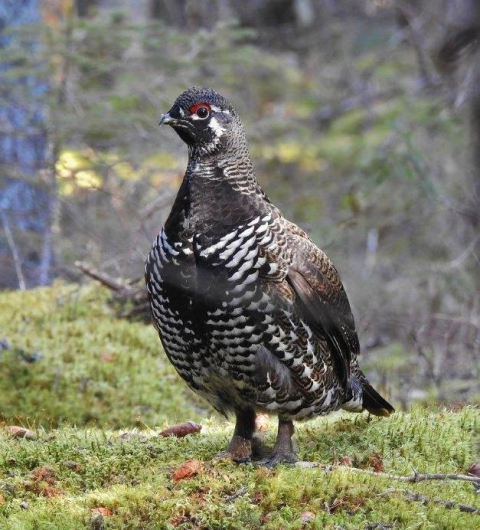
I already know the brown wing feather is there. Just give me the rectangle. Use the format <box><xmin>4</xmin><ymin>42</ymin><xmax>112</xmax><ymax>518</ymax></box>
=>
<box><xmin>286</xmin><ymin>242</ymin><xmax>360</xmax><ymax>388</ymax></box>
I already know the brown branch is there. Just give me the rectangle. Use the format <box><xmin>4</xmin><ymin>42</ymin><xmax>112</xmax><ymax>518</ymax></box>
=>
<box><xmin>379</xmin><ymin>488</ymin><xmax>480</xmax><ymax>514</ymax></box>
<box><xmin>74</xmin><ymin>261</ymin><xmax>129</xmax><ymax>292</ymax></box>
<box><xmin>295</xmin><ymin>462</ymin><xmax>480</xmax><ymax>484</ymax></box>
<box><xmin>75</xmin><ymin>261</ymin><xmax>150</xmax><ymax>322</ymax></box>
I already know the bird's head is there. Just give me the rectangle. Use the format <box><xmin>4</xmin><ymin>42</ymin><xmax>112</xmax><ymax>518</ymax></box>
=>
<box><xmin>159</xmin><ymin>86</ymin><xmax>242</xmax><ymax>155</ymax></box>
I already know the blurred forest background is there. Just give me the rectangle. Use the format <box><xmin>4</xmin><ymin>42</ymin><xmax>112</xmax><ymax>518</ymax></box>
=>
<box><xmin>1</xmin><ymin>0</ymin><xmax>480</xmax><ymax>409</ymax></box>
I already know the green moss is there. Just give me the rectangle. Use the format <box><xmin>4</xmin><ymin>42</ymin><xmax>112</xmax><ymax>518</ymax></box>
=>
<box><xmin>0</xmin><ymin>283</ymin><xmax>205</xmax><ymax>428</ymax></box>
<box><xmin>0</xmin><ymin>286</ymin><xmax>478</xmax><ymax>528</ymax></box>
<box><xmin>0</xmin><ymin>409</ymin><xmax>478</xmax><ymax>529</ymax></box>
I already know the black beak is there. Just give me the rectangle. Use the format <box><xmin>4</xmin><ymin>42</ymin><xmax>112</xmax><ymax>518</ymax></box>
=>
<box><xmin>159</xmin><ymin>112</ymin><xmax>174</xmax><ymax>126</ymax></box>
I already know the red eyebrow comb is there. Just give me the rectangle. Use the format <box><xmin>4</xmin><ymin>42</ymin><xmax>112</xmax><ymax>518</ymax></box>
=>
<box><xmin>189</xmin><ymin>103</ymin><xmax>211</xmax><ymax>114</ymax></box>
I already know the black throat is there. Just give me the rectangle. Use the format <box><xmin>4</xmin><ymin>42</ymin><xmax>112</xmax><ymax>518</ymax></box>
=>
<box><xmin>165</xmin><ymin>147</ymin><xmax>269</xmax><ymax>244</ymax></box>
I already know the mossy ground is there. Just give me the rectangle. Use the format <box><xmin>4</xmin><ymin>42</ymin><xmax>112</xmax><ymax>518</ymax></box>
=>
<box><xmin>0</xmin><ymin>285</ymin><xmax>479</xmax><ymax>529</ymax></box>
<box><xmin>0</xmin><ymin>283</ymin><xmax>206</xmax><ymax>428</ymax></box>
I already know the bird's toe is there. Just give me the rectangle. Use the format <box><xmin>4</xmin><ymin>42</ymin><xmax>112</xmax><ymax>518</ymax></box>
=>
<box><xmin>259</xmin><ymin>451</ymin><xmax>297</xmax><ymax>468</ymax></box>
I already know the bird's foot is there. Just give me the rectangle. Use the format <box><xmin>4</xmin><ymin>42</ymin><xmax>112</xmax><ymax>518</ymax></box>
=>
<box><xmin>216</xmin><ymin>435</ymin><xmax>252</xmax><ymax>463</ymax></box>
<box><xmin>258</xmin><ymin>418</ymin><xmax>296</xmax><ymax>467</ymax></box>
<box><xmin>259</xmin><ymin>451</ymin><xmax>297</xmax><ymax>468</ymax></box>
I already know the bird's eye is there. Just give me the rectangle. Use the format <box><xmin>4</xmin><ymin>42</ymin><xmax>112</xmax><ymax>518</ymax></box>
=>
<box><xmin>196</xmin><ymin>106</ymin><xmax>209</xmax><ymax>119</ymax></box>
<box><xmin>189</xmin><ymin>103</ymin><xmax>211</xmax><ymax>119</ymax></box>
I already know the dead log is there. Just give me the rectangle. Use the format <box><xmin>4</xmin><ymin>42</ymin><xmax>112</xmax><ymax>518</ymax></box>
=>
<box><xmin>75</xmin><ymin>261</ymin><xmax>151</xmax><ymax>323</ymax></box>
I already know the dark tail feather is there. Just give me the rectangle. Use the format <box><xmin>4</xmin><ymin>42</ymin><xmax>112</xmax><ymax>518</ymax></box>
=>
<box><xmin>362</xmin><ymin>381</ymin><xmax>395</xmax><ymax>417</ymax></box>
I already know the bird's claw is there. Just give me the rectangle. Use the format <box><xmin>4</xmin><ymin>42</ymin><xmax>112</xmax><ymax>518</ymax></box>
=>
<box><xmin>259</xmin><ymin>451</ymin><xmax>297</xmax><ymax>468</ymax></box>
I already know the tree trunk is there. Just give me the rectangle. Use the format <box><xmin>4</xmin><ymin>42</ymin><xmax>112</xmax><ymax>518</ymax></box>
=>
<box><xmin>0</xmin><ymin>0</ymin><xmax>52</xmax><ymax>288</ymax></box>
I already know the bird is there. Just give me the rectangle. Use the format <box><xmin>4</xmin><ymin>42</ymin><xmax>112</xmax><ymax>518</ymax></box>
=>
<box><xmin>145</xmin><ymin>86</ymin><xmax>394</xmax><ymax>466</ymax></box>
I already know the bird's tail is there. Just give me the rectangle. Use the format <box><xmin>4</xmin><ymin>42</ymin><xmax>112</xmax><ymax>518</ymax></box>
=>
<box><xmin>341</xmin><ymin>376</ymin><xmax>395</xmax><ymax>416</ymax></box>
<box><xmin>361</xmin><ymin>380</ymin><xmax>395</xmax><ymax>417</ymax></box>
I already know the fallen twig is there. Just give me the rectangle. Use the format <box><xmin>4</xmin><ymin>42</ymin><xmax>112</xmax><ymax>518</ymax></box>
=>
<box><xmin>75</xmin><ymin>261</ymin><xmax>128</xmax><ymax>292</ymax></box>
<box><xmin>225</xmin><ymin>487</ymin><xmax>248</xmax><ymax>503</ymax></box>
<box><xmin>75</xmin><ymin>261</ymin><xmax>151</xmax><ymax>322</ymax></box>
<box><xmin>295</xmin><ymin>462</ymin><xmax>480</xmax><ymax>484</ymax></box>
<box><xmin>379</xmin><ymin>488</ymin><xmax>480</xmax><ymax>514</ymax></box>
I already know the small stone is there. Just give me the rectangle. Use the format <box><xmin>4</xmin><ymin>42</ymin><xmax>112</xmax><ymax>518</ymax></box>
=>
<box><xmin>90</xmin><ymin>513</ymin><xmax>104</xmax><ymax>530</ymax></box>
<box><xmin>0</xmin><ymin>481</ymin><xmax>15</xmax><ymax>495</ymax></box>
<box><xmin>18</xmin><ymin>350</ymin><xmax>42</xmax><ymax>363</ymax></box>
<box><xmin>20</xmin><ymin>501</ymin><xmax>29</xmax><ymax>510</ymax></box>
<box><xmin>64</xmin><ymin>461</ymin><xmax>83</xmax><ymax>472</ymax></box>
<box><xmin>467</xmin><ymin>462</ymin><xmax>480</xmax><ymax>478</ymax></box>
<box><xmin>91</xmin><ymin>507</ymin><xmax>111</xmax><ymax>529</ymax></box>
<box><xmin>0</xmin><ymin>339</ymin><xmax>11</xmax><ymax>350</ymax></box>
<box><xmin>5</xmin><ymin>426</ymin><xmax>36</xmax><ymax>440</ymax></box>
<box><xmin>301</xmin><ymin>511</ymin><xmax>315</xmax><ymax>523</ymax></box>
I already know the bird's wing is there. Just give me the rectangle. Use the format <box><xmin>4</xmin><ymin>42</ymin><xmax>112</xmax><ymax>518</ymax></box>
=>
<box><xmin>263</xmin><ymin>218</ymin><xmax>359</xmax><ymax>388</ymax></box>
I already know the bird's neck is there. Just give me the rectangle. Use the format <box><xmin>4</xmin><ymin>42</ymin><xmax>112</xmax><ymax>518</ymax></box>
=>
<box><xmin>168</xmin><ymin>144</ymin><xmax>269</xmax><ymax>238</ymax></box>
<box><xmin>186</xmin><ymin>142</ymin><xmax>258</xmax><ymax>192</ymax></box>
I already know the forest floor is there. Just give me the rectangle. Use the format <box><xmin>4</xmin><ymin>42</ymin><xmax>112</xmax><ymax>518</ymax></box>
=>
<box><xmin>0</xmin><ymin>284</ymin><xmax>479</xmax><ymax>529</ymax></box>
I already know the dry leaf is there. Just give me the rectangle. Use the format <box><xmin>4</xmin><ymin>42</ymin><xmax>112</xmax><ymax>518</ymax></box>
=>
<box><xmin>467</xmin><ymin>462</ymin><xmax>480</xmax><ymax>478</ymax></box>
<box><xmin>255</xmin><ymin>414</ymin><xmax>270</xmax><ymax>432</ymax></box>
<box><xmin>324</xmin><ymin>495</ymin><xmax>365</xmax><ymax>515</ymax></box>
<box><xmin>25</xmin><ymin>482</ymin><xmax>63</xmax><ymax>497</ymax></box>
<box><xmin>159</xmin><ymin>422</ymin><xmax>202</xmax><ymax>438</ymax></box>
<box><xmin>0</xmin><ymin>494</ymin><xmax>4</xmax><ymax>506</ymax></box>
<box><xmin>5</xmin><ymin>426</ymin><xmax>36</xmax><ymax>440</ymax></box>
<box><xmin>251</xmin><ymin>490</ymin><xmax>264</xmax><ymax>504</ymax></box>
<box><xmin>26</xmin><ymin>466</ymin><xmax>64</xmax><ymax>497</ymax></box>
<box><xmin>170</xmin><ymin>515</ymin><xmax>189</xmax><ymax>527</ymax></box>
<box><xmin>339</xmin><ymin>456</ymin><xmax>353</xmax><ymax>467</ymax></box>
<box><xmin>324</xmin><ymin>498</ymin><xmax>343</xmax><ymax>514</ymax></box>
<box><xmin>31</xmin><ymin>467</ymin><xmax>56</xmax><ymax>485</ymax></box>
<box><xmin>446</xmin><ymin>402</ymin><xmax>467</xmax><ymax>412</ymax></box>
<box><xmin>41</xmin><ymin>486</ymin><xmax>64</xmax><ymax>498</ymax></box>
<box><xmin>91</xmin><ymin>507</ymin><xmax>112</xmax><ymax>517</ymax></box>
<box><xmin>172</xmin><ymin>460</ymin><xmax>203</xmax><ymax>482</ymax></box>
<box><xmin>368</xmin><ymin>453</ymin><xmax>384</xmax><ymax>473</ymax></box>
<box><xmin>256</xmin><ymin>467</ymin><xmax>273</xmax><ymax>478</ymax></box>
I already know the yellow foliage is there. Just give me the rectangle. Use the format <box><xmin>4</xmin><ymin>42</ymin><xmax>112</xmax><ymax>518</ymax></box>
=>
<box><xmin>56</xmin><ymin>150</ymin><xmax>102</xmax><ymax>195</ymax></box>
<box><xmin>259</xmin><ymin>143</ymin><xmax>328</xmax><ymax>172</ymax></box>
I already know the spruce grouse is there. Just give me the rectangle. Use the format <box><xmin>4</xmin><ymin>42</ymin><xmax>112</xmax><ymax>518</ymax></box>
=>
<box><xmin>146</xmin><ymin>86</ymin><xmax>394</xmax><ymax>466</ymax></box>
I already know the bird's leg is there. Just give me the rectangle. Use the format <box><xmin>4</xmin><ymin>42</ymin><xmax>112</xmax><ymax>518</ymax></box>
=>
<box><xmin>263</xmin><ymin>418</ymin><xmax>297</xmax><ymax>467</ymax></box>
<box><xmin>223</xmin><ymin>408</ymin><xmax>256</xmax><ymax>463</ymax></box>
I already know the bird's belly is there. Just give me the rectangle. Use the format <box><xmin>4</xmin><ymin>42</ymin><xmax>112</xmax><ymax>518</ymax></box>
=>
<box><xmin>201</xmin><ymin>306</ymin><xmax>344</xmax><ymax>419</ymax></box>
<box><xmin>147</xmin><ymin>234</ymin><xmax>344</xmax><ymax>419</ymax></box>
